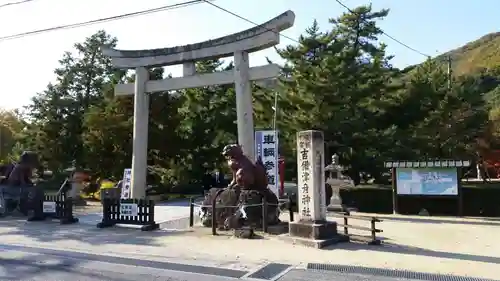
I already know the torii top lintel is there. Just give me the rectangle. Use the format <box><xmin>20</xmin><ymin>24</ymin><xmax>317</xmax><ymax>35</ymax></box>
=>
<box><xmin>101</xmin><ymin>10</ymin><xmax>295</xmax><ymax>69</ymax></box>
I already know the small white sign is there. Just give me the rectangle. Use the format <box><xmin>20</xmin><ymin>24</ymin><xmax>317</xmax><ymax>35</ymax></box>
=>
<box><xmin>120</xmin><ymin>203</ymin><xmax>138</xmax><ymax>216</ymax></box>
<box><xmin>121</xmin><ymin>168</ymin><xmax>132</xmax><ymax>199</ymax></box>
<box><xmin>43</xmin><ymin>201</ymin><xmax>56</xmax><ymax>213</ymax></box>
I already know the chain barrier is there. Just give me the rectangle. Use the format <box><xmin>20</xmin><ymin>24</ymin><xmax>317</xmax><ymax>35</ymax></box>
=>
<box><xmin>188</xmin><ymin>194</ymin><xmax>296</xmax><ymax>235</ymax></box>
<box><xmin>191</xmin><ymin>201</ymin><xmax>287</xmax><ymax>209</ymax></box>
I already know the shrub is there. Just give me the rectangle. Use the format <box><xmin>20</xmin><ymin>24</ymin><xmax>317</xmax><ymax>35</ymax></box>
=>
<box><xmin>340</xmin><ymin>186</ymin><xmax>500</xmax><ymax>217</ymax></box>
<box><xmin>340</xmin><ymin>188</ymin><xmax>393</xmax><ymax>214</ymax></box>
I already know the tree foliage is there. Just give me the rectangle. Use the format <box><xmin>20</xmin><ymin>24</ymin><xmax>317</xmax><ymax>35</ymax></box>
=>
<box><xmin>5</xmin><ymin>5</ymin><xmax>499</xmax><ymax>186</ymax></box>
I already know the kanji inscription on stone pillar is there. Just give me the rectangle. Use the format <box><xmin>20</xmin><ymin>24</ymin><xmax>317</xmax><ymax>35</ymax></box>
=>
<box><xmin>296</xmin><ymin>130</ymin><xmax>326</xmax><ymax>221</ymax></box>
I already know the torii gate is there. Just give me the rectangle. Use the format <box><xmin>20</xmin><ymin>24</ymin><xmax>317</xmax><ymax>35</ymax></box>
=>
<box><xmin>102</xmin><ymin>11</ymin><xmax>295</xmax><ymax>199</ymax></box>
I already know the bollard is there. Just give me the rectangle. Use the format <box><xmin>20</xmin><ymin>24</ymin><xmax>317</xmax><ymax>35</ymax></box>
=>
<box><xmin>60</xmin><ymin>196</ymin><xmax>78</xmax><ymax>224</ymax></box>
<box><xmin>261</xmin><ymin>197</ymin><xmax>268</xmax><ymax>233</ymax></box>
<box><xmin>343</xmin><ymin>212</ymin><xmax>349</xmax><ymax>235</ymax></box>
<box><xmin>211</xmin><ymin>197</ymin><xmax>217</xmax><ymax>235</ymax></box>
<box><xmin>97</xmin><ymin>198</ymin><xmax>115</xmax><ymax>228</ymax></box>
<box><xmin>189</xmin><ymin>197</ymin><xmax>194</xmax><ymax>227</ymax></box>
<box><xmin>145</xmin><ymin>199</ymin><xmax>156</xmax><ymax>226</ymax></box>
<box><xmin>370</xmin><ymin>218</ymin><xmax>376</xmax><ymax>242</ymax></box>
<box><xmin>288</xmin><ymin>194</ymin><xmax>294</xmax><ymax>222</ymax></box>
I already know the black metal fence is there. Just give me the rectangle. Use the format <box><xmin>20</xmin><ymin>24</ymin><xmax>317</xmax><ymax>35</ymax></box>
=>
<box><xmin>0</xmin><ymin>185</ymin><xmax>78</xmax><ymax>224</ymax></box>
<box><xmin>188</xmin><ymin>194</ymin><xmax>295</xmax><ymax>235</ymax></box>
<box><xmin>97</xmin><ymin>198</ymin><xmax>159</xmax><ymax>231</ymax></box>
<box><xmin>39</xmin><ymin>191</ymin><xmax>79</xmax><ymax>224</ymax></box>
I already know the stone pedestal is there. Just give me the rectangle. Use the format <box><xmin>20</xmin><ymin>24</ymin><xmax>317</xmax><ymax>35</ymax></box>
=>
<box><xmin>327</xmin><ymin>183</ymin><xmax>343</xmax><ymax>212</ymax></box>
<box><xmin>283</xmin><ymin>130</ymin><xmax>347</xmax><ymax>248</ymax></box>
<box><xmin>287</xmin><ymin>220</ymin><xmax>345</xmax><ymax>248</ymax></box>
<box><xmin>289</xmin><ymin>220</ymin><xmax>337</xmax><ymax>239</ymax></box>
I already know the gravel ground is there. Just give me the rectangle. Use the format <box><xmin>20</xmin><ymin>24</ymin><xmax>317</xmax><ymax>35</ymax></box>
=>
<box><xmin>0</xmin><ymin>212</ymin><xmax>499</xmax><ymax>279</ymax></box>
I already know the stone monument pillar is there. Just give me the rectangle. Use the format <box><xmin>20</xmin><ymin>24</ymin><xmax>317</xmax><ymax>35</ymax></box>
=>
<box><xmin>287</xmin><ymin>130</ymin><xmax>344</xmax><ymax>248</ymax></box>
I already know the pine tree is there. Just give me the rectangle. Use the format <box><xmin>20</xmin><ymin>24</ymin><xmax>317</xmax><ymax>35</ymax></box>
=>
<box><xmin>24</xmin><ymin>31</ymin><xmax>117</xmax><ymax>171</ymax></box>
<box><xmin>277</xmin><ymin>5</ymin><xmax>396</xmax><ymax>183</ymax></box>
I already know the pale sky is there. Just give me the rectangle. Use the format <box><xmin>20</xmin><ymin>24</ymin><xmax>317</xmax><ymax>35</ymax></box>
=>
<box><xmin>0</xmin><ymin>0</ymin><xmax>498</xmax><ymax>110</ymax></box>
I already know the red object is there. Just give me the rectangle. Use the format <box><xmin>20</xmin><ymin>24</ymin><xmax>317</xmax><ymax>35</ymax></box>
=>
<box><xmin>278</xmin><ymin>157</ymin><xmax>285</xmax><ymax>197</ymax></box>
<box><xmin>482</xmin><ymin>150</ymin><xmax>500</xmax><ymax>178</ymax></box>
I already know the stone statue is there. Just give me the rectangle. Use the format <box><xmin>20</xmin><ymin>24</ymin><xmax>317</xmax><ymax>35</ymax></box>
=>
<box><xmin>0</xmin><ymin>151</ymin><xmax>45</xmax><ymax>217</ymax></box>
<box><xmin>6</xmin><ymin>151</ymin><xmax>39</xmax><ymax>186</ymax></box>
<box><xmin>199</xmin><ymin>144</ymin><xmax>280</xmax><ymax>230</ymax></box>
<box><xmin>223</xmin><ymin>144</ymin><xmax>267</xmax><ymax>190</ymax></box>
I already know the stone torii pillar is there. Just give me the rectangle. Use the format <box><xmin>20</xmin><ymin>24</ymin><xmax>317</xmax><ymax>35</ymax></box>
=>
<box><xmin>102</xmin><ymin>11</ymin><xmax>295</xmax><ymax>199</ymax></box>
<box><xmin>131</xmin><ymin>66</ymin><xmax>149</xmax><ymax>199</ymax></box>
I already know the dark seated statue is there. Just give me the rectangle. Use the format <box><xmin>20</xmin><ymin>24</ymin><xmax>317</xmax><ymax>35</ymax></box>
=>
<box><xmin>199</xmin><ymin>145</ymin><xmax>280</xmax><ymax>229</ymax></box>
<box><xmin>0</xmin><ymin>151</ymin><xmax>45</xmax><ymax>217</ymax></box>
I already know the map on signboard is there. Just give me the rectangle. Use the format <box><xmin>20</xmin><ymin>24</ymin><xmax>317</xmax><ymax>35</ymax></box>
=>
<box><xmin>396</xmin><ymin>168</ymin><xmax>458</xmax><ymax>195</ymax></box>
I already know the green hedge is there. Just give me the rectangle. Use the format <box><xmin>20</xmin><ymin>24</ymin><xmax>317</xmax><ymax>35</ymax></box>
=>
<box><xmin>340</xmin><ymin>188</ymin><xmax>393</xmax><ymax>214</ymax></box>
<box><xmin>340</xmin><ymin>187</ymin><xmax>500</xmax><ymax>217</ymax></box>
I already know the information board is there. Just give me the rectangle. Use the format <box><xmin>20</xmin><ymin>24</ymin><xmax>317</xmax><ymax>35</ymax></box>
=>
<box><xmin>396</xmin><ymin>168</ymin><xmax>458</xmax><ymax>196</ymax></box>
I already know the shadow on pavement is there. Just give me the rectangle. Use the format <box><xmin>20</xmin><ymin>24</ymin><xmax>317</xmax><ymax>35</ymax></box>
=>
<box><xmin>328</xmin><ymin>240</ymin><xmax>500</xmax><ymax>265</ymax></box>
<box><xmin>0</xmin><ymin>254</ymin><xmax>125</xmax><ymax>281</ymax></box>
<box><xmin>0</xmin><ymin>243</ymin><xmax>248</xmax><ymax>279</ymax></box>
<box><xmin>0</xmin><ymin>254</ymin><xmax>82</xmax><ymax>281</ymax></box>
<box><xmin>0</xmin><ymin>219</ymin><xmax>192</xmax><ymax>246</ymax></box>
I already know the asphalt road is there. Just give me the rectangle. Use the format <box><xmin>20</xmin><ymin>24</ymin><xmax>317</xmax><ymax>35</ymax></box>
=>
<box><xmin>1</xmin><ymin>245</ymin><xmax>494</xmax><ymax>281</ymax></box>
<box><xmin>0</xmin><ymin>248</ymin><xmax>240</xmax><ymax>281</ymax></box>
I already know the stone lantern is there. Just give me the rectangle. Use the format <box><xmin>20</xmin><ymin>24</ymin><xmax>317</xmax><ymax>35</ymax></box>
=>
<box><xmin>325</xmin><ymin>154</ymin><xmax>351</xmax><ymax>211</ymax></box>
